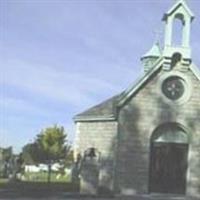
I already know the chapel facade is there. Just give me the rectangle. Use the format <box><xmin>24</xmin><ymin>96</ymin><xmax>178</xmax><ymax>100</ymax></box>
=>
<box><xmin>74</xmin><ymin>0</ymin><xmax>200</xmax><ymax>198</ymax></box>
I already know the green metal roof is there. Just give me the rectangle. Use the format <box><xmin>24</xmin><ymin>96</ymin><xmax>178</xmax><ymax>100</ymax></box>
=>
<box><xmin>141</xmin><ymin>42</ymin><xmax>162</xmax><ymax>60</ymax></box>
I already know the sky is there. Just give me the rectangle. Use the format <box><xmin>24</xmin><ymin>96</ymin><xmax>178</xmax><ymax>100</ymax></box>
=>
<box><xmin>1</xmin><ymin>0</ymin><xmax>200</xmax><ymax>153</ymax></box>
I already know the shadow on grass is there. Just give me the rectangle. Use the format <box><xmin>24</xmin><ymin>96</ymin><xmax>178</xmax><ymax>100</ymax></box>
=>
<box><xmin>0</xmin><ymin>181</ymin><xmax>79</xmax><ymax>198</ymax></box>
<box><xmin>0</xmin><ymin>181</ymin><xmax>115</xmax><ymax>199</ymax></box>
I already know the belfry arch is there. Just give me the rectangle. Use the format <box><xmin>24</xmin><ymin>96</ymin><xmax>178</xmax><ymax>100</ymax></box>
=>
<box><xmin>164</xmin><ymin>9</ymin><xmax>192</xmax><ymax>48</ymax></box>
<box><xmin>172</xmin><ymin>13</ymin><xmax>185</xmax><ymax>46</ymax></box>
<box><xmin>162</xmin><ymin>0</ymin><xmax>194</xmax><ymax>61</ymax></box>
<box><xmin>149</xmin><ymin>123</ymin><xmax>189</xmax><ymax>194</ymax></box>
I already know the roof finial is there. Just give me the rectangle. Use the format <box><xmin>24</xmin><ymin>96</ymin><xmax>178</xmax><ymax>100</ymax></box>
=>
<box><xmin>153</xmin><ymin>28</ymin><xmax>163</xmax><ymax>45</ymax></box>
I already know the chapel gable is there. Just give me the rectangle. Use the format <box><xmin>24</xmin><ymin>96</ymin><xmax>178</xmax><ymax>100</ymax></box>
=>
<box><xmin>74</xmin><ymin>0</ymin><xmax>200</xmax><ymax>197</ymax></box>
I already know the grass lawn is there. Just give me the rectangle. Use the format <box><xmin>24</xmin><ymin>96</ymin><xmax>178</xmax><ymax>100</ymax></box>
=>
<box><xmin>0</xmin><ymin>172</ymin><xmax>79</xmax><ymax>196</ymax></box>
<box><xmin>23</xmin><ymin>171</ymin><xmax>71</xmax><ymax>183</ymax></box>
<box><xmin>0</xmin><ymin>181</ymin><xmax>80</xmax><ymax>198</ymax></box>
<box><xmin>0</xmin><ymin>176</ymin><xmax>79</xmax><ymax>196</ymax></box>
<box><xmin>0</xmin><ymin>178</ymin><xmax>9</xmax><ymax>184</ymax></box>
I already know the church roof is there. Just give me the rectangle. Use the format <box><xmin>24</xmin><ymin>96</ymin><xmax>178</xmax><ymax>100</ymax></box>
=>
<box><xmin>74</xmin><ymin>59</ymin><xmax>200</xmax><ymax>122</ymax></box>
<box><xmin>74</xmin><ymin>58</ymin><xmax>163</xmax><ymax>122</ymax></box>
<box><xmin>74</xmin><ymin>94</ymin><xmax>122</xmax><ymax>122</ymax></box>
<box><xmin>141</xmin><ymin>42</ymin><xmax>161</xmax><ymax>59</ymax></box>
<box><xmin>117</xmin><ymin>57</ymin><xmax>163</xmax><ymax>107</ymax></box>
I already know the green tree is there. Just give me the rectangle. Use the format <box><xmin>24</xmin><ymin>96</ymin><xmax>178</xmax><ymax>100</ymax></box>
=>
<box><xmin>22</xmin><ymin>143</ymin><xmax>41</xmax><ymax>165</ymax></box>
<box><xmin>22</xmin><ymin>125</ymin><xmax>71</xmax><ymax>183</ymax></box>
<box><xmin>0</xmin><ymin>147</ymin><xmax>13</xmax><ymax>178</ymax></box>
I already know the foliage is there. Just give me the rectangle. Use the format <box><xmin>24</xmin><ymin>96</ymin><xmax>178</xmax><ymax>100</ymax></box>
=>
<box><xmin>1</xmin><ymin>147</ymin><xmax>13</xmax><ymax>162</ymax></box>
<box><xmin>37</xmin><ymin>125</ymin><xmax>69</xmax><ymax>162</ymax></box>
<box><xmin>61</xmin><ymin>150</ymin><xmax>74</xmax><ymax>167</ymax></box>
<box><xmin>22</xmin><ymin>125</ymin><xmax>71</xmax><ymax>183</ymax></box>
<box><xmin>22</xmin><ymin>143</ymin><xmax>41</xmax><ymax>165</ymax></box>
<box><xmin>15</xmin><ymin>153</ymin><xmax>24</xmax><ymax>173</ymax></box>
<box><xmin>0</xmin><ymin>147</ymin><xmax>13</xmax><ymax>178</ymax></box>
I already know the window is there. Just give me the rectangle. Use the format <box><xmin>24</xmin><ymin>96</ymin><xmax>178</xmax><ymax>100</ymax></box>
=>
<box><xmin>162</xmin><ymin>76</ymin><xmax>185</xmax><ymax>100</ymax></box>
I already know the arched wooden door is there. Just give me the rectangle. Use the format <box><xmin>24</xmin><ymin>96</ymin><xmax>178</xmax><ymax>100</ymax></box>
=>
<box><xmin>149</xmin><ymin>124</ymin><xmax>189</xmax><ymax>194</ymax></box>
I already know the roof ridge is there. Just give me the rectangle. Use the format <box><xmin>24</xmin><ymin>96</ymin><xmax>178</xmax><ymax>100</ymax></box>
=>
<box><xmin>118</xmin><ymin>57</ymin><xmax>164</xmax><ymax>107</ymax></box>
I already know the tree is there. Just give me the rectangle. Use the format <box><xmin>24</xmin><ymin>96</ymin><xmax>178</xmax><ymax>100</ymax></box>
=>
<box><xmin>22</xmin><ymin>125</ymin><xmax>71</xmax><ymax>183</ymax></box>
<box><xmin>12</xmin><ymin>153</ymin><xmax>24</xmax><ymax>181</ymax></box>
<box><xmin>22</xmin><ymin>142</ymin><xmax>41</xmax><ymax>165</ymax></box>
<box><xmin>0</xmin><ymin>147</ymin><xmax>13</xmax><ymax>178</ymax></box>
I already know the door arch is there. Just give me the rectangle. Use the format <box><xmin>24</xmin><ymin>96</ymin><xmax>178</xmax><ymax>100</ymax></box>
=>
<box><xmin>149</xmin><ymin>123</ymin><xmax>189</xmax><ymax>194</ymax></box>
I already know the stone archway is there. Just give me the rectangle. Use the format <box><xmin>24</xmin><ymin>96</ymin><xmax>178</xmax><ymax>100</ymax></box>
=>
<box><xmin>149</xmin><ymin>123</ymin><xmax>189</xmax><ymax>194</ymax></box>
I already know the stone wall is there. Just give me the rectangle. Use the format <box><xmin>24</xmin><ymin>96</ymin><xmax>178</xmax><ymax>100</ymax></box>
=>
<box><xmin>116</xmin><ymin>65</ymin><xmax>200</xmax><ymax>197</ymax></box>
<box><xmin>75</xmin><ymin>121</ymin><xmax>118</xmax><ymax>193</ymax></box>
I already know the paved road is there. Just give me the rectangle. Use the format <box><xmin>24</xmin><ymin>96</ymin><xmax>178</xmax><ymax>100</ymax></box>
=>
<box><xmin>0</xmin><ymin>190</ymin><xmax>199</xmax><ymax>200</ymax></box>
<box><xmin>0</xmin><ymin>197</ymin><xmax>195</xmax><ymax>200</ymax></box>
<box><xmin>0</xmin><ymin>195</ymin><xmax>196</xmax><ymax>200</ymax></box>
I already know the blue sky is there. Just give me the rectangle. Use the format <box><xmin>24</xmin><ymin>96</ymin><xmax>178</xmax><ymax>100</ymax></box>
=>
<box><xmin>1</xmin><ymin>0</ymin><xmax>200</xmax><ymax>153</ymax></box>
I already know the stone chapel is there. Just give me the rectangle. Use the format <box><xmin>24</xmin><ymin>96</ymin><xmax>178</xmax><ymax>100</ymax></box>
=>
<box><xmin>74</xmin><ymin>0</ymin><xmax>200</xmax><ymax>198</ymax></box>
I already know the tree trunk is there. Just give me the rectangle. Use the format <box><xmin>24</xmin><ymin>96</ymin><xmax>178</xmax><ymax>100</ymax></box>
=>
<box><xmin>47</xmin><ymin>163</ymin><xmax>52</xmax><ymax>183</ymax></box>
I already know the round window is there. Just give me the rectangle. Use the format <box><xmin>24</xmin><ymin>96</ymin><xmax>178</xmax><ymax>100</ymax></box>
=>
<box><xmin>162</xmin><ymin>76</ymin><xmax>185</xmax><ymax>101</ymax></box>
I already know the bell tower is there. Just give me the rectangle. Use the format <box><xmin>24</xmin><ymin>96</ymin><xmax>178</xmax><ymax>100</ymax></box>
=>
<box><xmin>162</xmin><ymin>0</ymin><xmax>194</xmax><ymax>70</ymax></box>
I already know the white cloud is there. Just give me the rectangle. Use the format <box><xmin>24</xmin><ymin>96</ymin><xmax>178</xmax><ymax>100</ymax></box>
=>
<box><xmin>1</xmin><ymin>59</ymin><xmax>121</xmax><ymax>108</ymax></box>
<box><xmin>0</xmin><ymin>96</ymin><xmax>54</xmax><ymax>117</ymax></box>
